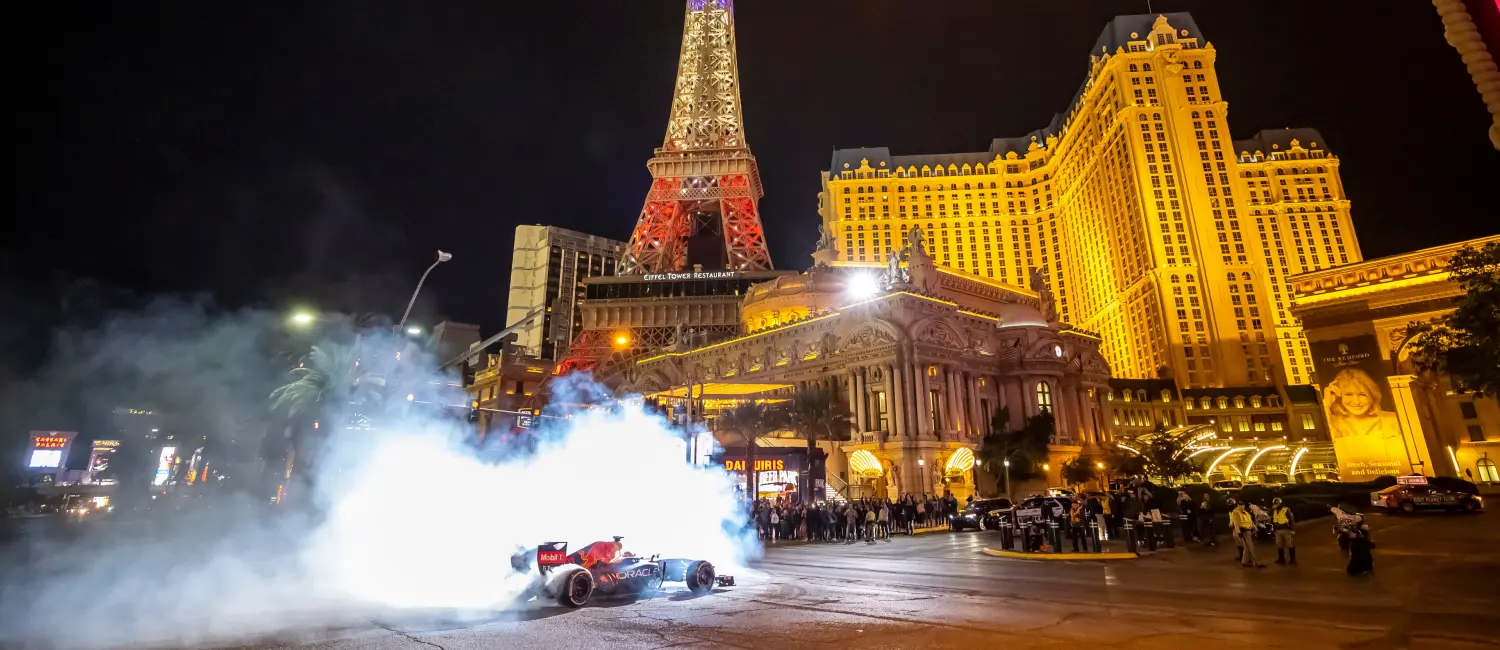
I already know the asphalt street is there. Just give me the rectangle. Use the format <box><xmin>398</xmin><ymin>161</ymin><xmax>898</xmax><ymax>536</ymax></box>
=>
<box><xmin>195</xmin><ymin>511</ymin><xmax>1499</xmax><ymax>650</ymax></box>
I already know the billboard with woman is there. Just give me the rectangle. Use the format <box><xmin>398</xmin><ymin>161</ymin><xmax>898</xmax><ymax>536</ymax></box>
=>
<box><xmin>1311</xmin><ymin>335</ymin><xmax>1407</xmax><ymax>480</ymax></box>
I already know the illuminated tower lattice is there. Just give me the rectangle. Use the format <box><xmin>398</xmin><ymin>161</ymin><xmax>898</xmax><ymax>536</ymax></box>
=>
<box><xmin>619</xmin><ymin>0</ymin><xmax>774</xmax><ymax>275</ymax></box>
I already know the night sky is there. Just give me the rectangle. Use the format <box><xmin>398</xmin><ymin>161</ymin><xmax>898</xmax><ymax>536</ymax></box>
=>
<box><xmin>11</xmin><ymin>0</ymin><xmax>1498</xmax><ymax>364</ymax></box>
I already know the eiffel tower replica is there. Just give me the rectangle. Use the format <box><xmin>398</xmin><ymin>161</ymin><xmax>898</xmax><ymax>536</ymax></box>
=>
<box><xmin>557</xmin><ymin>0</ymin><xmax>787</xmax><ymax>381</ymax></box>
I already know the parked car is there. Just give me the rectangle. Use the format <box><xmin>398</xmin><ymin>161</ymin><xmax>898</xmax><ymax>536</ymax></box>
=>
<box><xmin>951</xmin><ymin>498</ymin><xmax>1014</xmax><ymax>531</ymax></box>
<box><xmin>1371</xmin><ymin>484</ymin><xmax>1484</xmax><ymax>514</ymax></box>
<box><xmin>1212</xmin><ymin>480</ymin><xmax>1244</xmax><ymax>492</ymax></box>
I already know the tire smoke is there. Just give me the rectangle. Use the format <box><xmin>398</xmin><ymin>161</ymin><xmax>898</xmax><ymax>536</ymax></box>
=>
<box><xmin>0</xmin><ymin>310</ymin><xmax>754</xmax><ymax>649</ymax></box>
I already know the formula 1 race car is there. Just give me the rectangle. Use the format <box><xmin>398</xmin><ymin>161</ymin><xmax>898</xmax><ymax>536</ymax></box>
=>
<box><xmin>510</xmin><ymin>537</ymin><xmax>734</xmax><ymax>608</ymax></box>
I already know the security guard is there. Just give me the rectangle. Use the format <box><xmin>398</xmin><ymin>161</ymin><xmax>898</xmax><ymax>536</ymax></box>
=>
<box><xmin>1272</xmin><ymin>497</ymin><xmax>1296</xmax><ymax>564</ymax></box>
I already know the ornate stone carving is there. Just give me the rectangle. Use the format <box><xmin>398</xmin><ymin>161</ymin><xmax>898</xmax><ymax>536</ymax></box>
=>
<box><xmin>842</xmin><ymin>324</ymin><xmax>897</xmax><ymax>350</ymax></box>
<box><xmin>920</xmin><ymin>322</ymin><xmax>965</xmax><ymax>349</ymax></box>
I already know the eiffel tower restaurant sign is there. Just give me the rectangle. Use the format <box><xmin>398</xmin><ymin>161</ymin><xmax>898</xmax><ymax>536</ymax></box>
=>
<box><xmin>641</xmin><ymin>271</ymin><xmax>740</xmax><ymax>282</ymax></box>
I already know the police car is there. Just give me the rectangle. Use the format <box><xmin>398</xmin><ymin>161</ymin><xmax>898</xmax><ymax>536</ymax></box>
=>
<box><xmin>1371</xmin><ymin>480</ymin><xmax>1484</xmax><ymax>514</ymax></box>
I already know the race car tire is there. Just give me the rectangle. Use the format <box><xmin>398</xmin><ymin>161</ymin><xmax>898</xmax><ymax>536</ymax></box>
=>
<box><xmin>685</xmin><ymin>560</ymin><xmax>715</xmax><ymax>595</ymax></box>
<box><xmin>556</xmin><ymin>568</ymin><xmax>594</xmax><ymax>608</ymax></box>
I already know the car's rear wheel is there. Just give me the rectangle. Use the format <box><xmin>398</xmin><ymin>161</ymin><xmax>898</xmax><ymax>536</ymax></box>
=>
<box><xmin>685</xmin><ymin>560</ymin><xmax>715</xmax><ymax>595</ymax></box>
<box><xmin>1462</xmin><ymin>500</ymin><xmax>1479</xmax><ymax>514</ymax></box>
<box><xmin>1399</xmin><ymin>501</ymin><xmax>1416</xmax><ymax>514</ymax></box>
<box><xmin>978</xmin><ymin>517</ymin><xmax>989</xmax><ymax>531</ymax></box>
<box><xmin>556</xmin><ymin>568</ymin><xmax>594</xmax><ymax>608</ymax></box>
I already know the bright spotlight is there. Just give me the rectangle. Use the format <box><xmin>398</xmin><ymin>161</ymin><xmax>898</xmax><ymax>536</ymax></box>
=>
<box><xmin>290</xmin><ymin>312</ymin><xmax>315</xmax><ymax>326</ymax></box>
<box><xmin>615</xmin><ymin>335</ymin><xmax>630</xmax><ymax>346</ymax></box>
<box><xmin>847</xmin><ymin>273</ymin><xmax>879</xmax><ymax>300</ymax></box>
<box><xmin>406</xmin><ymin>326</ymin><xmax>423</xmax><ymax>335</ymax></box>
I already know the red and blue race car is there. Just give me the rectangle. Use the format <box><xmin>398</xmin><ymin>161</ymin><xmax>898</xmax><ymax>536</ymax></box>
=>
<box><xmin>510</xmin><ymin>536</ymin><xmax>732</xmax><ymax>607</ymax></box>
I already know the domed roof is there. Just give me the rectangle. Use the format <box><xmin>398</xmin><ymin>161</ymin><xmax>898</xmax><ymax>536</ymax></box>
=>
<box><xmin>994</xmin><ymin>302</ymin><xmax>1047</xmax><ymax>329</ymax></box>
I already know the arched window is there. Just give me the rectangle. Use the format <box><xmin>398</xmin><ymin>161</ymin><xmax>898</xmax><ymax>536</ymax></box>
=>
<box><xmin>1036</xmin><ymin>382</ymin><xmax>1053</xmax><ymax>413</ymax></box>
<box><xmin>989</xmin><ymin>182</ymin><xmax>997</xmax><ymax>189</ymax></box>
<box><xmin>1316</xmin><ymin>166</ymin><xmax>1326</xmax><ymax>173</ymax></box>
<box><xmin>1233</xmin><ymin>396</ymin><xmax>1245</xmax><ymax>408</ymax></box>
<box><xmin>964</xmin><ymin>183</ymin><xmax>971</xmax><ymax>190</ymax></box>
<box><xmin>1161</xmin><ymin>389</ymin><xmax>1172</xmax><ymax>403</ymax></box>
<box><xmin>1241</xmin><ymin>272</ymin><xmax>1252</xmax><ymax>281</ymax></box>
<box><xmin>1170</xmin><ymin>274</ymin><xmax>1180</xmax><ymax>283</ymax></box>
<box><xmin>1185</xmin><ymin>399</ymin><xmax>1195</xmax><ymax>410</ymax></box>
<box><xmin>1268</xmin><ymin>395</ymin><xmax>1281</xmax><ymax>408</ymax></box>
<box><xmin>1191</xmin><ymin>111</ymin><xmax>1200</xmax><ymax>119</ymax></box>
<box><xmin>1137</xmin><ymin>390</ymin><xmax>1147</xmax><ymax>403</ymax></box>
<box><xmin>1217</xmin><ymin>396</ymin><xmax>1229</xmax><ymax>409</ymax></box>
<box><xmin>1227</xmin><ymin>273</ymin><xmax>1236</xmax><ymax>282</ymax></box>
<box><xmin>1251</xmin><ymin>396</ymin><xmax>1262</xmax><ymax>408</ymax></box>
<box><xmin>1129</xmin><ymin>63</ymin><xmax>1139</xmax><ymax>72</ymax></box>
<box><xmin>1478</xmin><ymin>458</ymin><xmax>1499</xmax><ymax>483</ymax></box>
<box><xmin>1123</xmin><ymin>389</ymin><xmax>1133</xmax><ymax>403</ymax></box>
<box><xmin>1193</xmin><ymin>61</ymin><xmax>1203</xmax><ymax>69</ymax></box>
<box><xmin>1143</xmin><ymin>63</ymin><xmax>1152</xmax><ymax>71</ymax></box>
<box><xmin>842</xmin><ymin>187</ymin><xmax>850</xmax><ymax>194</ymax></box>
<box><xmin>1153</xmin><ymin>113</ymin><xmax>1161</xmax><ymax>120</ymax></box>
<box><xmin>1201</xmin><ymin>397</ymin><xmax>1212</xmax><ymax>409</ymax></box>
<box><xmin>1206</xmin><ymin>110</ymin><xmax>1216</xmax><ymax>118</ymax></box>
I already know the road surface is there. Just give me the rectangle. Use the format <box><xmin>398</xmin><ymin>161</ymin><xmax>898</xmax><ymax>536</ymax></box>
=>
<box><xmin>201</xmin><ymin>511</ymin><xmax>1500</xmax><ymax>650</ymax></box>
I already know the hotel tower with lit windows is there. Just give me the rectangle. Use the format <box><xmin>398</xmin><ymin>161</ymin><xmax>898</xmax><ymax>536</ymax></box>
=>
<box><xmin>819</xmin><ymin>13</ymin><xmax>1360</xmax><ymax>389</ymax></box>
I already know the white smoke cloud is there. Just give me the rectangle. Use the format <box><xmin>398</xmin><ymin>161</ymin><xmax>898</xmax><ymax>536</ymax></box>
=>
<box><xmin>0</xmin><ymin>317</ymin><xmax>754</xmax><ymax>650</ymax></box>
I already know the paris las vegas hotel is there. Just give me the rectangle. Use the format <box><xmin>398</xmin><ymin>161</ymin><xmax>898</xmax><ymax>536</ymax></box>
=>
<box><xmin>821</xmin><ymin>13</ymin><xmax>1354</xmax><ymax>392</ymax></box>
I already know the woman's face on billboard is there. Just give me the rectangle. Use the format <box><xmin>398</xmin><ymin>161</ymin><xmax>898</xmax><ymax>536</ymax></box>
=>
<box><xmin>1342</xmin><ymin>381</ymin><xmax>1374</xmax><ymax>416</ymax></box>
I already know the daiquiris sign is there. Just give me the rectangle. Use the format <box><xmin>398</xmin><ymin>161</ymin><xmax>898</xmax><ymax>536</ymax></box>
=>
<box><xmin>641</xmin><ymin>271</ymin><xmax>739</xmax><ymax>281</ymax></box>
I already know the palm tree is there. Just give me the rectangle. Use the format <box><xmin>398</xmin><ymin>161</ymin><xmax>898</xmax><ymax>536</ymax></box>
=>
<box><xmin>787</xmin><ymin>386</ymin><xmax>853</xmax><ymax>503</ymax></box>
<box><xmin>716</xmin><ymin>401</ymin><xmax>784</xmax><ymax>502</ymax></box>
<box><xmin>269</xmin><ymin>343</ymin><xmax>378</xmax><ymax>484</ymax></box>
<box><xmin>270</xmin><ymin>344</ymin><xmax>360</xmax><ymax>419</ymax></box>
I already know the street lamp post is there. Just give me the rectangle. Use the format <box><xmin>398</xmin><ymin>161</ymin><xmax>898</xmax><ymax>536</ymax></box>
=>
<box><xmin>396</xmin><ymin>250</ymin><xmax>453</xmax><ymax>335</ymax></box>
<box><xmin>1003</xmin><ymin>458</ymin><xmax>1011</xmax><ymax>501</ymax></box>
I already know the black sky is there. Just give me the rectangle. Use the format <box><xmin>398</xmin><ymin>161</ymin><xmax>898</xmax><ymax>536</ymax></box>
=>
<box><xmin>11</xmin><ymin>0</ymin><xmax>1498</xmax><ymax>357</ymax></box>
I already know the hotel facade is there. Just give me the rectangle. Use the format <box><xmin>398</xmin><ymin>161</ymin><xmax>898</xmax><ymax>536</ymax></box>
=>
<box><xmin>820</xmin><ymin>13</ymin><xmax>1360</xmax><ymax>390</ymax></box>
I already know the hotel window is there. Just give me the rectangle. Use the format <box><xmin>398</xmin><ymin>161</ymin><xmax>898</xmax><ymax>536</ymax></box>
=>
<box><xmin>930</xmin><ymin>390</ymin><xmax>944</xmax><ymax>430</ymax></box>
<box><xmin>1460</xmin><ymin>402</ymin><xmax>1478</xmax><ymax>419</ymax></box>
<box><xmin>1301</xmin><ymin>413</ymin><xmax>1316</xmax><ymax>430</ymax></box>
<box><xmin>1234</xmin><ymin>396</ymin><xmax>1245</xmax><ymax>408</ymax></box>
<box><xmin>875</xmin><ymin>392</ymin><xmax>889</xmax><ymax>432</ymax></box>
<box><xmin>1271</xmin><ymin>421</ymin><xmax>1284</xmax><ymax>432</ymax></box>
<box><xmin>1477</xmin><ymin>458</ymin><xmax>1499</xmax><ymax>482</ymax></box>
<box><xmin>1036</xmin><ymin>381</ymin><xmax>1053</xmax><ymax>413</ymax></box>
<box><xmin>1467</xmin><ymin>425</ymin><xmax>1486</xmax><ymax>442</ymax></box>
<box><xmin>1251</xmin><ymin>396</ymin><xmax>1263</xmax><ymax>408</ymax></box>
<box><xmin>1217</xmin><ymin>397</ymin><xmax>1229</xmax><ymax>409</ymax></box>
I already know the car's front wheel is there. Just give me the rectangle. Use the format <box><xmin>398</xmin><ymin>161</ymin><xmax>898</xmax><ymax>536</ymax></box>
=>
<box><xmin>556</xmin><ymin>568</ymin><xmax>594</xmax><ymax>608</ymax></box>
<box><xmin>1399</xmin><ymin>501</ymin><xmax>1416</xmax><ymax>514</ymax></box>
<box><xmin>978</xmin><ymin>517</ymin><xmax>989</xmax><ymax>531</ymax></box>
<box><xmin>685</xmin><ymin>560</ymin><xmax>715</xmax><ymax>595</ymax></box>
<box><xmin>1462</xmin><ymin>500</ymin><xmax>1479</xmax><ymax>514</ymax></box>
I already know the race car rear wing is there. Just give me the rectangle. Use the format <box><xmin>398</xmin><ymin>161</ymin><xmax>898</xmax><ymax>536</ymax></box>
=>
<box><xmin>536</xmin><ymin>542</ymin><xmax>568</xmax><ymax>573</ymax></box>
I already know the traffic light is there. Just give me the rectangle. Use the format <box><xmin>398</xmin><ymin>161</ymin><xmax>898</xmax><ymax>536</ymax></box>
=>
<box><xmin>467</xmin><ymin>399</ymin><xmax>480</xmax><ymax>423</ymax></box>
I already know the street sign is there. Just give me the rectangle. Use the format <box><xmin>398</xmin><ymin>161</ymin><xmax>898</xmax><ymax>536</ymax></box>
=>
<box><xmin>516</xmin><ymin>413</ymin><xmax>535</xmax><ymax>429</ymax></box>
